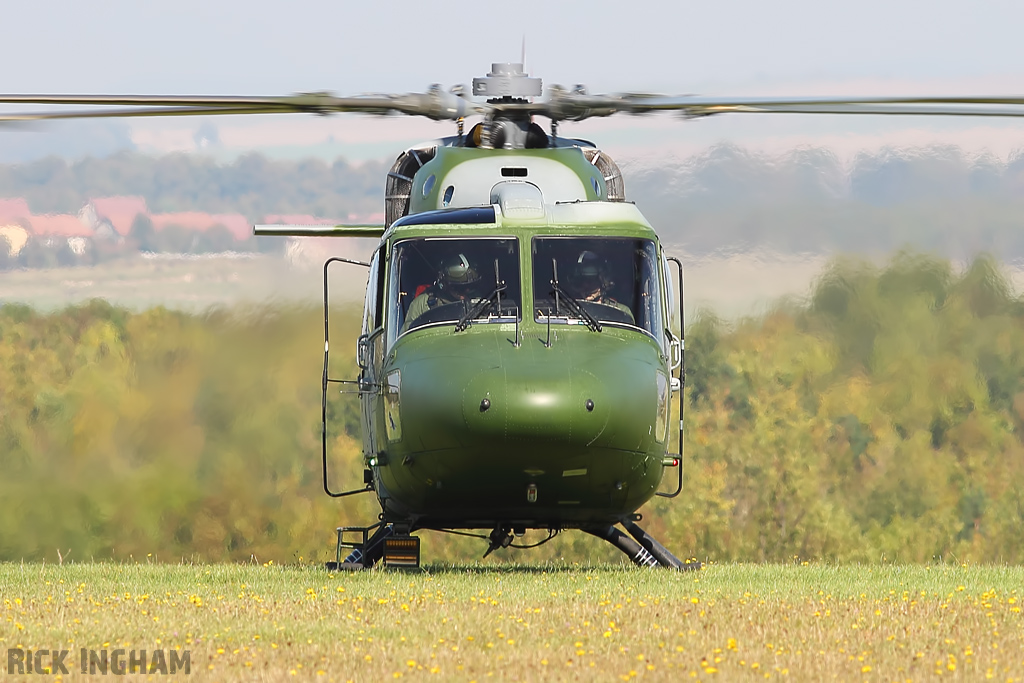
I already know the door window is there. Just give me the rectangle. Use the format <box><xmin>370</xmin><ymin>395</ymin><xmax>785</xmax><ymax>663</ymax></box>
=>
<box><xmin>389</xmin><ymin>237</ymin><xmax>521</xmax><ymax>344</ymax></box>
<box><xmin>532</xmin><ymin>236</ymin><xmax>665</xmax><ymax>340</ymax></box>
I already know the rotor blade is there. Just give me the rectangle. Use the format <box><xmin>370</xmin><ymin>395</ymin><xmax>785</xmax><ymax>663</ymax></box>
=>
<box><xmin>589</xmin><ymin>93</ymin><xmax>1024</xmax><ymax>108</ymax></box>
<box><xmin>0</xmin><ymin>88</ymin><xmax>487</xmax><ymax>122</ymax></box>
<box><xmin>0</xmin><ymin>94</ymin><xmax>305</xmax><ymax>107</ymax></box>
<box><xmin>679</xmin><ymin>103</ymin><xmax>1024</xmax><ymax>119</ymax></box>
<box><xmin>0</xmin><ymin>106</ymin><xmax>291</xmax><ymax>122</ymax></box>
<box><xmin>9</xmin><ymin>86</ymin><xmax>1024</xmax><ymax>123</ymax></box>
<box><xmin>526</xmin><ymin>91</ymin><xmax>1024</xmax><ymax>121</ymax></box>
<box><xmin>254</xmin><ymin>224</ymin><xmax>385</xmax><ymax>238</ymax></box>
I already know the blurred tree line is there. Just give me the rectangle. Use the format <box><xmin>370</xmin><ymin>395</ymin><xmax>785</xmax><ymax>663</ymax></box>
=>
<box><xmin>650</xmin><ymin>250</ymin><xmax>1024</xmax><ymax>563</ymax></box>
<box><xmin>3</xmin><ymin>251</ymin><xmax>1024</xmax><ymax>564</ymax></box>
<box><xmin>125</xmin><ymin>216</ymin><xmax>268</xmax><ymax>255</ymax></box>
<box><xmin>0</xmin><ymin>152</ymin><xmax>386</xmax><ymax>218</ymax></box>
<box><xmin>629</xmin><ymin>144</ymin><xmax>1024</xmax><ymax>258</ymax></box>
<box><xmin>7</xmin><ymin>145</ymin><xmax>1024</xmax><ymax>258</ymax></box>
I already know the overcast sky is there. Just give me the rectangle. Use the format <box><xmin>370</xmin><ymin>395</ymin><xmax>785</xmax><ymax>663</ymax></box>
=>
<box><xmin>8</xmin><ymin>0</ymin><xmax>1024</xmax><ymax>93</ymax></box>
<box><xmin>7</xmin><ymin>0</ymin><xmax>1024</xmax><ymax>162</ymax></box>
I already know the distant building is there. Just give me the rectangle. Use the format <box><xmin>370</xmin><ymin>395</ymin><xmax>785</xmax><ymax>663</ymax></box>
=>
<box><xmin>28</xmin><ymin>214</ymin><xmax>92</xmax><ymax>237</ymax></box>
<box><xmin>67</xmin><ymin>236</ymin><xmax>90</xmax><ymax>256</ymax></box>
<box><xmin>0</xmin><ymin>224</ymin><xmax>29</xmax><ymax>256</ymax></box>
<box><xmin>0</xmin><ymin>198</ymin><xmax>31</xmax><ymax>224</ymax></box>
<box><xmin>1</xmin><ymin>196</ymin><xmax>259</xmax><ymax>261</ymax></box>
<box><xmin>80</xmin><ymin>196</ymin><xmax>148</xmax><ymax>241</ymax></box>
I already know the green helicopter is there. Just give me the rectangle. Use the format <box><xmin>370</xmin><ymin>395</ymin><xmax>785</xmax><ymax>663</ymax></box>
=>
<box><xmin>8</xmin><ymin>63</ymin><xmax>1024</xmax><ymax>569</ymax></box>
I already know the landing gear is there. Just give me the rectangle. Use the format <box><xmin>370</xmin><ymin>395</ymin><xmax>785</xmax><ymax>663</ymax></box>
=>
<box><xmin>324</xmin><ymin>520</ymin><xmax>696</xmax><ymax>570</ymax></box>
<box><xmin>483</xmin><ymin>525</ymin><xmax>515</xmax><ymax>558</ymax></box>
<box><xmin>585</xmin><ymin>521</ymin><xmax>701</xmax><ymax>571</ymax></box>
<box><xmin>325</xmin><ymin>523</ymin><xmax>421</xmax><ymax>570</ymax></box>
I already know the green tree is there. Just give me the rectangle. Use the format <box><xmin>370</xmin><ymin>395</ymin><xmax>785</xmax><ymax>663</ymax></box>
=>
<box><xmin>130</xmin><ymin>214</ymin><xmax>159</xmax><ymax>252</ymax></box>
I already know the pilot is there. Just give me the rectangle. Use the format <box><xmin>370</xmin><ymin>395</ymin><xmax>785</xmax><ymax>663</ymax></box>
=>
<box><xmin>403</xmin><ymin>253</ymin><xmax>484</xmax><ymax>331</ymax></box>
<box><xmin>571</xmin><ymin>250</ymin><xmax>634</xmax><ymax>322</ymax></box>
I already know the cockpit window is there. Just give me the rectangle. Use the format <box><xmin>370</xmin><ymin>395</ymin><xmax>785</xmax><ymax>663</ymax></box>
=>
<box><xmin>532</xmin><ymin>237</ymin><xmax>664</xmax><ymax>338</ymax></box>
<box><xmin>389</xmin><ymin>237</ymin><xmax>521</xmax><ymax>341</ymax></box>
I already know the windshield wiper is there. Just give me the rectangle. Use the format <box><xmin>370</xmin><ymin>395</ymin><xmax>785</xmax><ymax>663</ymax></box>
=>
<box><xmin>455</xmin><ymin>259</ymin><xmax>507</xmax><ymax>332</ymax></box>
<box><xmin>549</xmin><ymin>258</ymin><xmax>602</xmax><ymax>332</ymax></box>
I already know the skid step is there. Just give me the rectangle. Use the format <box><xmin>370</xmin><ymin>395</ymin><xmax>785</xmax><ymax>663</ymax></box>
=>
<box><xmin>325</xmin><ymin>523</ymin><xmax>420</xmax><ymax>570</ymax></box>
<box><xmin>326</xmin><ymin>522</ymin><xmax>384</xmax><ymax>570</ymax></box>
<box><xmin>383</xmin><ymin>535</ymin><xmax>421</xmax><ymax>568</ymax></box>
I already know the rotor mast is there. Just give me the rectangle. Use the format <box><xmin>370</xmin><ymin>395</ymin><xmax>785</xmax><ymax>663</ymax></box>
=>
<box><xmin>471</xmin><ymin>63</ymin><xmax>545</xmax><ymax>149</ymax></box>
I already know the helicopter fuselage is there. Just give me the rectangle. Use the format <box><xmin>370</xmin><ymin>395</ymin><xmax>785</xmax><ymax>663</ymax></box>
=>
<box><xmin>373</xmin><ymin>321</ymin><xmax>668</xmax><ymax>528</ymax></box>
<box><xmin>348</xmin><ymin>145</ymin><xmax>680</xmax><ymax>533</ymax></box>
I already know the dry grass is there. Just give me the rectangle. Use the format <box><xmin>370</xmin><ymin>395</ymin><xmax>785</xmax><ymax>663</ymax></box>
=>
<box><xmin>2</xmin><ymin>562</ymin><xmax>1023</xmax><ymax>681</ymax></box>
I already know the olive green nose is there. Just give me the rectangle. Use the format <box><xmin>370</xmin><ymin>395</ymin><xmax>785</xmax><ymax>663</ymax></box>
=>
<box><xmin>462</xmin><ymin>366</ymin><xmax>609</xmax><ymax>445</ymax></box>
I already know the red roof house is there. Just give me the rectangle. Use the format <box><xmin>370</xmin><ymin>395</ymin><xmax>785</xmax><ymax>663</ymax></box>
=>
<box><xmin>0</xmin><ymin>198</ymin><xmax>31</xmax><ymax>223</ymax></box>
<box><xmin>27</xmin><ymin>214</ymin><xmax>92</xmax><ymax>237</ymax></box>
<box><xmin>88</xmin><ymin>196</ymin><xmax>149</xmax><ymax>236</ymax></box>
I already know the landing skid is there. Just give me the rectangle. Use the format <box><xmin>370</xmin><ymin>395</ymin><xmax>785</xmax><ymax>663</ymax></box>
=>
<box><xmin>585</xmin><ymin>521</ymin><xmax>701</xmax><ymax>571</ymax></box>
<box><xmin>325</xmin><ymin>520</ymin><xmax>698</xmax><ymax>571</ymax></box>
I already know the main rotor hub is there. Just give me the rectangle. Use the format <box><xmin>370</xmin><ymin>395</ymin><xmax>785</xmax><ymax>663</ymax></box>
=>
<box><xmin>472</xmin><ymin>63</ymin><xmax>542</xmax><ymax>99</ymax></box>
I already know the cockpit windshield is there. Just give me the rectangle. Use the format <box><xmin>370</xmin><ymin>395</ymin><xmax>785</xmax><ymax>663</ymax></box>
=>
<box><xmin>390</xmin><ymin>237</ymin><xmax>521</xmax><ymax>340</ymax></box>
<box><xmin>532</xmin><ymin>237</ymin><xmax>664</xmax><ymax>338</ymax></box>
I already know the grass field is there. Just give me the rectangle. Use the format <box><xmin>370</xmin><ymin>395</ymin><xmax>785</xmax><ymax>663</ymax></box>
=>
<box><xmin>2</xmin><ymin>563</ymin><xmax>1023</xmax><ymax>682</ymax></box>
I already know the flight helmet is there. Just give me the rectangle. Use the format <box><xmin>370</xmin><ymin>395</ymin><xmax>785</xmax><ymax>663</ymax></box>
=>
<box><xmin>574</xmin><ymin>250</ymin><xmax>604</xmax><ymax>291</ymax></box>
<box><xmin>439</xmin><ymin>252</ymin><xmax>482</xmax><ymax>296</ymax></box>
